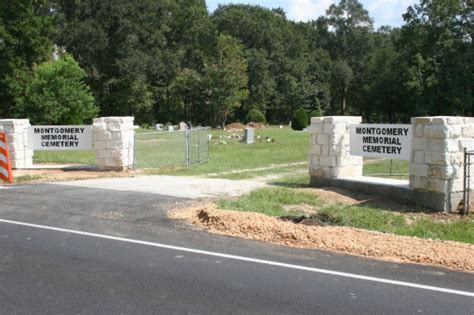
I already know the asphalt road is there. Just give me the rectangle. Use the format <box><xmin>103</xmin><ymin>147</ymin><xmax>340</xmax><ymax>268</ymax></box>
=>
<box><xmin>0</xmin><ymin>183</ymin><xmax>473</xmax><ymax>314</ymax></box>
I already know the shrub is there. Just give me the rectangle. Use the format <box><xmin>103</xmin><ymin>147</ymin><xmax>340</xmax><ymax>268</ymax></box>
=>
<box><xmin>17</xmin><ymin>54</ymin><xmax>98</xmax><ymax>124</ymax></box>
<box><xmin>244</xmin><ymin>109</ymin><xmax>266</xmax><ymax>124</ymax></box>
<box><xmin>291</xmin><ymin>107</ymin><xmax>308</xmax><ymax>131</ymax></box>
<box><xmin>308</xmin><ymin>108</ymin><xmax>323</xmax><ymax>123</ymax></box>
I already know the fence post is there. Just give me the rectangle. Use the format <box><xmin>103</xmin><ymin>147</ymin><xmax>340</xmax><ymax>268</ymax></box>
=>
<box><xmin>468</xmin><ymin>152</ymin><xmax>471</xmax><ymax>215</ymax></box>
<box><xmin>197</xmin><ymin>128</ymin><xmax>201</xmax><ymax>163</ymax></box>
<box><xmin>207</xmin><ymin>128</ymin><xmax>210</xmax><ymax>161</ymax></box>
<box><xmin>185</xmin><ymin>129</ymin><xmax>190</xmax><ymax>167</ymax></box>
<box><xmin>133</xmin><ymin>131</ymin><xmax>137</xmax><ymax>170</ymax></box>
<box><xmin>463</xmin><ymin>147</ymin><xmax>471</xmax><ymax>215</ymax></box>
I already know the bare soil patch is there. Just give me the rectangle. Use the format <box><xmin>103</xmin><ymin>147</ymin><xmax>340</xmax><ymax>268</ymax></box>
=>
<box><xmin>299</xmin><ymin>186</ymin><xmax>466</xmax><ymax>222</ymax></box>
<box><xmin>225</xmin><ymin>122</ymin><xmax>266</xmax><ymax>131</ymax></box>
<box><xmin>169</xmin><ymin>204</ymin><xmax>474</xmax><ymax>272</ymax></box>
<box><xmin>246</xmin><ymin>122</ymin><xmax>266</xmax><ymax>129</ymax></box>
<box><xmin>12</xmin><ymin>168</ymin><xmax>134</xmax><ymax>183</ymax></box>
<box><xmin>225</xmin><ymin>123</ymin><xmax>246</xmax><ymax>131</ymax></box>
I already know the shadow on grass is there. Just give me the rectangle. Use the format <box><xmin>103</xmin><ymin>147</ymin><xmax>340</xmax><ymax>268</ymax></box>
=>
<box><xmin>269</xmin><ymin>178</ymin><xmax>440</xmax><ymax>215</ymax></box>
<box><xmin>268</xmin><ymin>181</ymin><xmax>310</xmax><ymax>189</ymax></box>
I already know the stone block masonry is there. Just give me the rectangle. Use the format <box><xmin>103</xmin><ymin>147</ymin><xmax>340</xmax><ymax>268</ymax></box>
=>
<box><xmin>92</xmin><ymin>117</ymin><xmax>135</xmax><ymax>171</ymax></box>
<box><xmin>0</xmin><ymin>119</ymin><xmax>33</xmax><ymax>169</ymax></box>
<box><xmin>0</xmin><ymin>117</ymin><xmax>135</xmax><ymax>171</ymax></box>
<box><xmin>410</xmin><ymin>116</ymin><xmax>474</xmax><ymax>212</ymax></box>
<box><xmin>308</xmin><ymin>116</ymin><xmax>363</xmax><ymax>179</ymax></box>
<box><xmin>309</xmin><ymin>115</ymin><xmax>474</xmax><ymax>212</ymax></box>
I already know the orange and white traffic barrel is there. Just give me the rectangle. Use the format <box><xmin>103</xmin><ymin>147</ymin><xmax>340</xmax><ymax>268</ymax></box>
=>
<box><xmin>0</xmin><ymin>132</ymin><xmax>13</xmax><ymax>183</ymax></box>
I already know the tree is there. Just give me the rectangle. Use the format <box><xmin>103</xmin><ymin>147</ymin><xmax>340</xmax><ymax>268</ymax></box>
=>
<box><xmin>362</xmin><ymin>28</ymin><xmax>410</xmax><ymax>122</ymax></box>
<box><xmin>202</xmin><ymin>34</ymin><xmax>249</xmax><ymax>128</ymax></box>
<box><xmin>170</xmin><ymin>68</ymin><xmax>205</xmax><ymax>124</ymax></box>
<box><xmin>212</xmin><ymin>4</ymin><xmax>332</xmax><ymax>123</ymax></box>
<box><xmin>400</xmin><ymin>0</ymin><xmax>473</xmax><ymax>115</ymax></box>
<box><xmin>330</xmin><ymin>59</ymin><xmax>353</xmax><ymax>114</ymax></box>
<box><xmin>244</xmin><ymin>108</ymin><xmax>266</xmax><ymax>124</ymax></box>
<box><xmin>211</xmin><ymin>5</ymin><xmax>284</xmax><ymax>121</ymax></box>
<box><xmin>56</xmin><ymin>0</ymin><xmax>213</xmax><ymax>124</ymax></box>
<box><xmin>0</xmin><ymin>0</ymin><xmax>55</xmax><ymax>118</ymax></box>
<box><xmin>17</xmin><ymin>54</ymin><xmax>98</xmax><ymax>124</ymax></box>
<box><xmin>324</xmin><ymin>0</ymin><xmax>374</xmax><ymax>115</ymax></box>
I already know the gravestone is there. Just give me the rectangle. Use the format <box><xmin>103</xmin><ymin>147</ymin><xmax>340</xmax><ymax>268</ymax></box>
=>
<box><xmin>244</xmin><ymin>128</ymin><xmax>254</xmax><ymax>144</ymax></box>
<box><xmin>179</xmin><ymin>122</ymin><xmax>188</xmax><ymax>130</ymax></box>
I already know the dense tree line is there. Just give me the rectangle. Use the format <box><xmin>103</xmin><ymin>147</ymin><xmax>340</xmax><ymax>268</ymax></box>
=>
<box><xmin>0</xmin><ymin>0</ymin><xmax>472</xmax><ymax>125</ymax></box>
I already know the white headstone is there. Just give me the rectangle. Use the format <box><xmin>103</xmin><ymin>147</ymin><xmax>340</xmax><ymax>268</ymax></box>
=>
<box><xmin>244</xmin><ymin>128</ymin><xmax>254</xmax><ymax>144</ymax></box>
<box><xmin>179</xmin><ymin>122</ymin><xmax>188</xmax><ymax>130</ymax></box>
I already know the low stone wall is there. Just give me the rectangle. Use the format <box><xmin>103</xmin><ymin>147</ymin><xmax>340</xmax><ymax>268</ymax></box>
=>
<box><xmin>309</xmin><ymin>115</ymin><xmax>474</xmax><ymax>212</ymax></box>
<box><xmin>92</xmin><ymin>117</ymin><xmax>135</xmax><ymax>171</ymax></box>
<box><xmin>0</xmin><ymin>119</ymin><xmax>33</xmax><ymax>169</ymax></box>
<box><xmin>0</xmin><ymin>117</ymin><xmax>135</xmax><ymax>171</ymax></box>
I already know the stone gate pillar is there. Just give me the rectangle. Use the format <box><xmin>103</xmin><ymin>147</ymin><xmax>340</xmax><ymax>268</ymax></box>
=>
<box><xmin>410</xmin><ymin>116</ymin><xmax>474</xmax><ymax>212</ymax></box>
<box><xmin>0</xmin><ymin>119</ymin><xmax>33</xmax><ymax>169</ymax></box>
<box><xmin>92</xmin><ymin>117</ymin><xmax>135</xmax><ymax>171</ymax></box>
<box><xmin>309</xmin><ymin>116</ymin><xmax>363</xmax><ymax>182</ymax></box>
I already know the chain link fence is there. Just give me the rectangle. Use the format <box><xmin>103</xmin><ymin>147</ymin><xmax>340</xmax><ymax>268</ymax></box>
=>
<box><xmin>363</xmin><ymin>158</ymin><xmax>409</xmax><ymax>179</ymax></box>
<box><xmin>134</xmin><ymin>127</ymin><xmax>210</xmax><ymax>169</ymax></box>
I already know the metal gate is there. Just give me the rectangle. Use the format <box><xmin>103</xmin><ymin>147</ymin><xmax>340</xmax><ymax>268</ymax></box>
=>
<box><xmin>463</xmin><ymin>148</ymin><xmax>474</xmax><ymax>215</ymax></box>
<box><xmin>134</xmin><ymin>127</ymin><xmax>210</xmax><ymax>169</ymax></box>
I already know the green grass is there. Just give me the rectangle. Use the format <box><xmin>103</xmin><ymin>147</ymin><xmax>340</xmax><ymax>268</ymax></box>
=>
<box><xmin>363</xmin><ymin>158</ymin><xmax>409</xmax><ymax>179</ymax></box>
<box><xmin>218</xmin><ymin>187</ymin><xmax>321</xmax><ymax>217</ymax></box>
<box><xmin>30</xmin><ymin>127</ymin><xmax>412</xmax><ymax>183</ymax></box>
<box><xmin>135</xmin><ymin>130</ymin><xmax>187</xmax><ymax>168</ymax></box>
<box><xmin>33</xmin><ymin>150</ymin><xmax>95</xmax><ymax>165</ymax></box>
<box><xmin>273</xmin><ymin>159</ymin><xmax>410</xmax><ymax>183</ymax></box>
<box><xmin>30</xmin><ymin>126</ymin><xmax>310</xmax><ymax>179</ymax></box>
<box><xmin>218</xmin><ymin>185</ymin><xmax>474</xmax><ymax>244</ymax></box>
<box><xmin>315</xmin><ymin>204</ymin><xmax>407</xmax><ymax>230</ymax></box>
<box><xmin>271</xmin><ymin>172</ymin><xmax>311</xmax><ymax>186</ymax></box>
<box><xmin>14</xmin><ymin>174</ymin><xmax>44</xmax><ymax>183</ymax></box>
<box><xmin>400</xmin><ymin>219</ymin><xmax>474</xmax><ymax>242</ymax></box>
<box><xmin>158</xmin><ymin>126</ymin><xmax>310</xmax><ymax>176</ymax></box>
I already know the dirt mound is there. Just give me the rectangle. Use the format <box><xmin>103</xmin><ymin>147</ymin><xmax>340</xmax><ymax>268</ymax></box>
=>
<box><xmin>225</xmin><ymin>123</ymin><xmax>246</xmax><ymax>131</ymax></box>
<box><xmin>169</xmin><ymin>204</ymin><xmax>474</xmax><ymax>272</ymax></box>
<box><xmin>246</xmin><ymin>122</ymin><xmax>266</xmax><ymax>129</ymax></box>
<box><xmin>225</xmin><ymin>122</ymin><xmax>266</xmax><ymax>131</ymax></box>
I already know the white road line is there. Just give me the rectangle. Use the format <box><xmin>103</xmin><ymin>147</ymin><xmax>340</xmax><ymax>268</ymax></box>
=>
<box><xmin>0</xmin><ymin>218</ymin><xmax>473</xmax><ymax>298</ymax></box>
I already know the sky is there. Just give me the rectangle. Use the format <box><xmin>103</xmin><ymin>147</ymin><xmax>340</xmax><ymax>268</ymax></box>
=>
<box><xmin>206</xmin><ymin>0</ymin><xmax>419</xmax><ymax>29</ymax></box>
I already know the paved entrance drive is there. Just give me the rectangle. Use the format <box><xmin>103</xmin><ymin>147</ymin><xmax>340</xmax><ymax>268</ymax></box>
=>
<box><xmin>0</xmin><ymin>180</ymin><xmax>473</xmax><ymax>313</ymax></box>
<box><xmin>50</xmin><ymin>175</ymin><xmax>266</xmax><ymax>199</ymax></box>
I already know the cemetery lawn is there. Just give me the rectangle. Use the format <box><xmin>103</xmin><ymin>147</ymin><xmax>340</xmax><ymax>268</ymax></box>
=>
<box><xmin>31</xmin><ymin>126</ymin><xmax>409</xmax><ymax>180</ymax></box>
<box><xmin>32</xmin><ymin>126</ymin><xmax>310</xmax><ymax>172</ymax></box>
<box><xmin>148</xmin><ymin>126</ymin><xmax>310</xmax><ymax>176</ymax></box>
<box><xmin>217</xmin><ymin>173</ymin><xmax>474</xmax><ymax>244</ymax></box>
<box><xmin>363</xmin><ymin>158</ymin><xmax>409</xmax><ymax>179</ymax></box>
<box><xmin>32</xmin><ymin>128</ymin><xmax>160</xmax><ymax>165</ymax></box>
<box><xmin>34</xmin><ymin>150</ymin><xmax>95</xmax><ymax>165</ymax></box>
